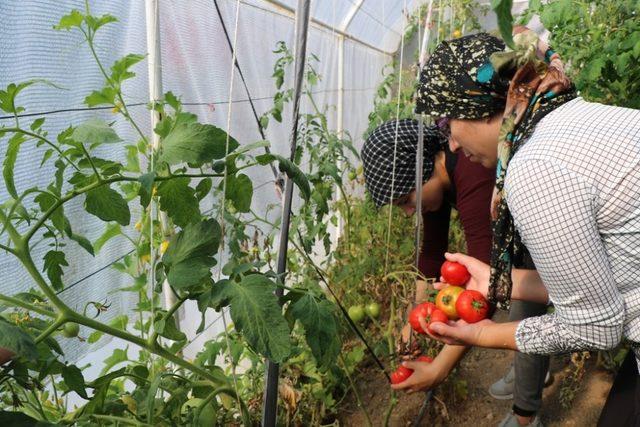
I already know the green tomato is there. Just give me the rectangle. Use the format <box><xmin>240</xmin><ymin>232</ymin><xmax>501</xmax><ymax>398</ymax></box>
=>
<box><xmin>348</xmin><ymin>305</ymin><xmax>365</xmax><ymax>323</ymax></box>
<box><xmin>181</xmin><ymin>398</ymin><xmax>217</xmax><ymax>425</ymax></box>
<box><xmin>348</xmin><ymin>171</ymin><xmax>357</xmax><ymax>181</ymax></box>
<box><xmin>62</xmin><ymin>323</ymin><xmax>79</xmax><ymax>338</ymax></box>
<box><xmin>365</xmin><ymin>302</ymin><xmax>381</xmax><ymax>319</ymax></box>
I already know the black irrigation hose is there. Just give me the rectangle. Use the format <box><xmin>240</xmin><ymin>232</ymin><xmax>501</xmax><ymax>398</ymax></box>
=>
<box><xmin>412</xmin><ymin>389</ymin><xmax>434</xmax><ymax>427</ymax></box>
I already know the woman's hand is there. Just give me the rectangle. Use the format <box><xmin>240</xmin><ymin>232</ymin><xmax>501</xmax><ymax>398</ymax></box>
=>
<box><xmin>424</xmin><ymin>318</ymin><xmax>492</xmax><ymax>346</ymax></box>
<box><xmin>424</xmin><ymin>318</ymin><xmax>519</xmax><ymax>350</ymax></box>
<box><xmin>390</xmin><ymin>356</ymin><xmax>449</xmax><ymax>393</ymax></box>
<box><xmin>434</xmin><ymin>252</ymin><xmax>490</xmax><ymax>297</ymax></box>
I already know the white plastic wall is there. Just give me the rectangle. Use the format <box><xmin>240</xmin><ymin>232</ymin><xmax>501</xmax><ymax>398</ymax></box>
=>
<box><xmin>0</xmin><ymin>0</ymin><xmax>390</xmax><ymax>365</ymax></box>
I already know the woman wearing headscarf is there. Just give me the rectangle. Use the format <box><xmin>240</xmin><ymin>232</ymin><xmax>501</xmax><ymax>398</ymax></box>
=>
<box><xmin>415</xmin><ymin>31</ymin><xmax>640</xmax><ymax>425</ymax></box>
<box><xmin>361</xmin><ymin>118</ymin><xmax>550</xmax><ymax>426</ymax></box>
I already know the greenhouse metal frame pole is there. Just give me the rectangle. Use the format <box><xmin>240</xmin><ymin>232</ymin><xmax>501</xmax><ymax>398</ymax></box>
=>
<box><xmin>261</xmin><ymin>0</ymin><xmax>311</xmax><ymax>425</ymax></box>
<box><xmin>144</xmin><ymin>0</ymin><xmax>179</xmax><ymax>316</ymax></box>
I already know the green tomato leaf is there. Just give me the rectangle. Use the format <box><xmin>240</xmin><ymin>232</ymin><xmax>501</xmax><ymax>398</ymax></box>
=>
<box><xmin>160</xmin><ymin>122</ymin><xmax>239</xmax><ymax>166</ymax></box>
<box><xmin>3</xmin><ymin>133</ymin><xmax>27</xmax><ymax>199</ymax></box>
<box><xmin>84</xmin><ymin>86</ymin><xmax>117</xmax><ymax>107</ymax></box>
<box><xmin>84</xmin><ymin>185</ymin><xmax>131</xmax><ymax>226</ymax></box>
<box><xmin>43</xmin><ymin>250</ymin><xmax>68</xmax><ymax>291</ymax></box>
<box><xmin>491</xmin><ymin>0</ymin><xmax>514</xmax><ymax>49</ymax></box>
<box><xmin>195</xmin><ymin>178</ymin><xmax>212</xmax><ymax>201</ymax></box>
<box><xmin>61</xmin><ymin>364</ymin><xmax>89</xmax><ymax>399</ymax></box>
<box><xmin>69</xmin><ymin>232</ymin><xmax>95</xmax><ymax>256</ymax></box>
<box><xmin>162</xmin><ymin>219</ymin><xmax>221</xmax><ymax>290</ymax></box>
<box><xmin>585</xmin><ymin>57</ymin><xmax>606</xmax><ymax>82</ymax></box>
<box><xmin>110</xmin><ymin>54</ymin><xmax>146</xmax><ymax>84</ymax></box>
<box><xmin>153</xmin><ymin>312</ymin><xmax>187</xmax><ymax>342</ymax></box>
<box><xmin>0</xmin><ymin>319</ymin><xmax>37</xmax><ymax>362</ymax></box>
<box><xmin>157</xmin><ymin>177</ymin><xmax>200</xmax><ymax>227</ymax></box>
<box><xmin>289</xmin><ymin>295</ymin><xmax>341</xmax><ymax>368</ymax></box>
<box><xmin>33</xmin><ymin>192</ymin><xmax>64</xmax><ymax>233</ymax></box>
<box><xmin>0</xmin><ymin>80</ymin><xmax>60</xmax><ymax>114</ymax></box>
<box><xmin>138</xmin><ymin>172</ymin><xmax>156</xmax><ymax>208</ymax></box>
<box><xmin>256</xmin><ymin>153</ymin><xmax>310</xmax><ymax>200</ymax></box>
<box><xmin>0</xmin><ymin>411</ymin><xmax>55</xmax><ymax>426</ymax></box>
<box><xmin>224</xmin><ymin>173</ymin><xmax>253</xmax><ymax>212</ymax></box>
<box><xmin>211</xmin><ymin>274</ymin><xmax>291</xmax><ymax>362</ymax></box>
<box><xmin>84</xmin><ymin>13</ymin><xmax>118</xmax><ymax>32</ymax></box>
<box><xmin>94</xmin><ymin>223</ymin><xmax>121</xmax><ymax>253</ymax></box>
<box><xmin>54</xmin><ymin>9</ymin><xmax>84</xmax><ymax>30</ymax></box>
<box><xmin>100</xmin><ymin>347</ymin><xmax>128</xmax><ymax>375</ymax></box>
<box><xmin>72</xmin><ymin>118</ymin><xmax>122</xmax><ymax>146</ymax></box>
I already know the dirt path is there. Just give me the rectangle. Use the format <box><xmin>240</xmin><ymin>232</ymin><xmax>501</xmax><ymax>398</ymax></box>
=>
<box><xmin>339</xmin><ymin>314</ymin><xmax>614</xmax><ymax>426</ymax></box>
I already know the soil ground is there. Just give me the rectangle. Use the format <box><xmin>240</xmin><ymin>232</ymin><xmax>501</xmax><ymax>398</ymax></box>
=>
<box><xmin>338</xmin><ymin>312</ymin><xmax>614</xmax><ymax>426</ymax></box>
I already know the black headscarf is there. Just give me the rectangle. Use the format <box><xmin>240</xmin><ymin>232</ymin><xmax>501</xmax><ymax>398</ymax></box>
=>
<box><xmin>361</xmin><ymin>119</ymin><xmax>447</xmax><ymax>208</ymax></box>
<box><xmin>416</xmin><ymin>31</ymin><xmax>577</xmax><ymax>309</ymax></box>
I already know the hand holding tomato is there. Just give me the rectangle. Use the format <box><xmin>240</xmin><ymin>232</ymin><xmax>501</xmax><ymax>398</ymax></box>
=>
<box><xmin>409</xmin><ymin>303</ymin><xmax>448</xmax><ymax>335</ymax></box>
<box><xmin>427</xmin><ymin>318</ymin><xmax>495</xmax><ymax>346</ymax></box>
<box><xmin>390</xmin><ymin>356</ymin><xmax>433</xmax><ymax>386</ymax></box>
<box><xmin>440</xmin><ymin>261</ymin><xmax>470</xmax><ymax>286</ymax></box>
<box><xmin>390</xmin><ymin>355</ymin><xmax>448</xmax><ymax>392</ymax></box>
<box><xmin>434</xmin><ymin>253</ymin><xmax>490</xmax><ymax>298</ymax></box>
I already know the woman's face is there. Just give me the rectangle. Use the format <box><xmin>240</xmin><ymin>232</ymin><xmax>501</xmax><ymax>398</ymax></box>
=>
<box><xmin>448</xmin><ymin>116</ymin><xmax>501</xmax><ymax>168</ymax></box>
<box><xmin>393</xmin><ymin>170</ymin><xmax>446</xmax><ymax>216</ymax></box>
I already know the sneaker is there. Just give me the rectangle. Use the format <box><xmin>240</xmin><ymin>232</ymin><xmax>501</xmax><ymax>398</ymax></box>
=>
<box><xmin>489</xmin><ymin>366</ymin><xmax>552</xmax><ymax>400</ymax></box>
<box><xmin>497</xmin><ymin>412</ymin><xmax>543</xmax><ymax>427</ymax></box>
<box><xmin>489</xmin><ymin>365</ymin><xmax>515</xmax><ymax>400</ymax></box>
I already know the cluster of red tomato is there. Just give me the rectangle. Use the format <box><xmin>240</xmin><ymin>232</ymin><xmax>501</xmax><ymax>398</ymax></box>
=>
<box><xmin>390</xmin><ymin>260</ymin><xmax>490</xmax><ymax>384</ymax></box>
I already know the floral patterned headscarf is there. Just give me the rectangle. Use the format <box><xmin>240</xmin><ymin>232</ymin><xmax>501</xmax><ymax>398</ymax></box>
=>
<box><xmin>417</xmin><ymin>31</ymin><xmax>577</xmax><ymax>309</ymax></box>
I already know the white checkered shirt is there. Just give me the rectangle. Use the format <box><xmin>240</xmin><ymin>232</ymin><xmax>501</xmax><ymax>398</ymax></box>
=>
<box><xmin>504</xmin><ymin>98</ymin><xmax>640</xmax><ymax>363</ymax></box>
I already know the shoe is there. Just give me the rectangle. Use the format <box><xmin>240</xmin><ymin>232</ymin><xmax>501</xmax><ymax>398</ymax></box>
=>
<box><xmin>497</xmin><ymin>412</ymin><xmax>543</xmax><ymax>427</ymax></box>
<box><xmin>489</xmin><ymin>365</ymin><xmax>515</xmax><ymax>400</ymax></box>
<box><xmin>489</xmin><ymin>366</ymin><xmax>552</xmax><ymax>400</ymax></box>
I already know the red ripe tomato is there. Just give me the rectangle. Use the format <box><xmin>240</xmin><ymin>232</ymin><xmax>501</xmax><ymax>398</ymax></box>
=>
<box><xmin>440</xmin><ymin>261</ymin><xmax>470</xmax><ymax>286</ymax></box>
<box><xmin>408</xmin><ymin>302</ymin><xmax>436</xmax><ymax>334</ymax></box>
<box><xmin>389</xmin><ymin>356</ymin><xmax>433</xmax><ymax>384</ymax></box>
<box><xmin>390</xmin><ymin>365</ymin><xmax>414</xmax><ymax>384</ymax></box>
<box><xmin>426</xmin><ymin>308</ymin><xmax>449</xmax><ymax>334</ymax></box>
<box><xmin>455</xmin><ymin>290</ymin><xmax>489</xmax><ymax>323</ymax></box>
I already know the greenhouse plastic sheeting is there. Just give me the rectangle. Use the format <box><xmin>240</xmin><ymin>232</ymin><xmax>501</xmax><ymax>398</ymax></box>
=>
<box><xmin>0</xmin><ymin>0</ymin><xmax>390</xmax><ymax>362</ymax></box>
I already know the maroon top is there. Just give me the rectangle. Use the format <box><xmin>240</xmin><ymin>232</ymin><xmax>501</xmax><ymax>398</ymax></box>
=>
<box><xmin>418</xmin><ymin>149</ymin><xmax>495</xmax><ymax>278</ymax></box>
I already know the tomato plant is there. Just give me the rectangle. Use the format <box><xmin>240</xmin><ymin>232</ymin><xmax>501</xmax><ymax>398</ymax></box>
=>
<box><xmin>456</xmin><ymin>290</ymin><xmax>490</xmax><ymax>323</ymax></box>
<box><xmin>521</xmin><ymin>0</ymin><xmax>640</xmax><ymax>109</ymax></box>
<box><xmin>0</xmin><ymin>7</ymin><xmax>345</xmax><ymax>425</ymax></box>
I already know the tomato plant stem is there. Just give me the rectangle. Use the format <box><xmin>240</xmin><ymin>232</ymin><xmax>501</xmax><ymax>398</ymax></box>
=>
<box><xmin>384</xmin><ymin>392</ymin><xmax>397</xmax><ymax>427</ymax></box>
<box><xmin>35</xmin><ymin>315</ymin><xmax>67</xmax><ymax>344</ymax></box>
<box><xmin>339</xmin><ymin>353</ymin><xmax>373</xmax><ymax>427</ymax></box>
<box><xmin>90</xmin><ymin>414</ymin><xmax>151</xmax><ymax>426</ymax></box>
<box><xmin>147</xmin><ymin>294</ymin><xmax>187</xmax><ymax>346</ymax></box>
<box><xmin>1</xmin><ymin>127</ymin><xmax>80</xmax><ymax>172</ymax></box>
<box><xmin>0</xmin><ymin>294</ymin><xmax>55</xmax><ymax>317</ymax></box>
